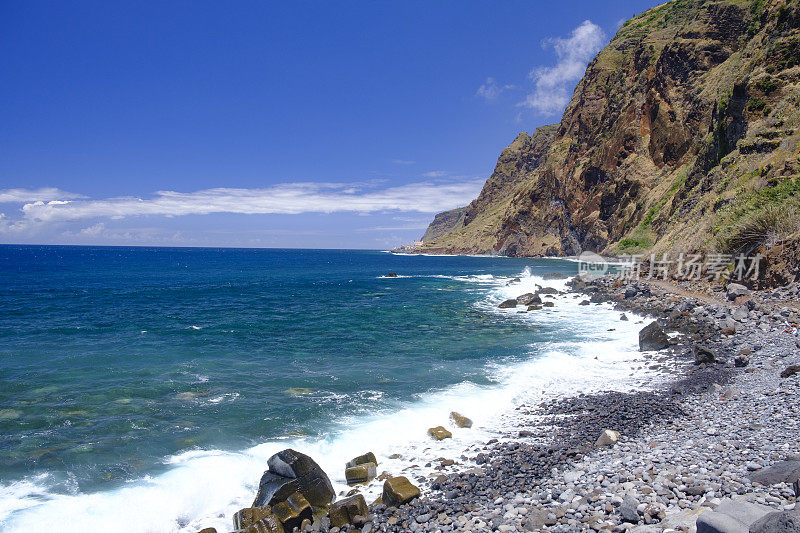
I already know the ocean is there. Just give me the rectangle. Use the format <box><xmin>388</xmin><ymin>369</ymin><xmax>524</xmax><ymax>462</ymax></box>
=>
<box><xmin>0</xmin><ymin>246</ymin><xmax>661</xmax><ymax>532</ymax></box>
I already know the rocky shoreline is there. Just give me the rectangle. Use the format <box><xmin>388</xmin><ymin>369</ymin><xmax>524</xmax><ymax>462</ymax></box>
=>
<box><xmin>200</xmin><ymin>276</ymin><xmax>800</xmax><ymax>533</ymax></box>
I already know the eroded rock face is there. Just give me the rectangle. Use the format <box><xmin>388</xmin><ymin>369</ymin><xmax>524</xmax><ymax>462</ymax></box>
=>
<box><xmin>418</xmin><ymin>0</ymin><xmax>800</xmax><ymax>263</ymax></box>
<box><xmin>252</xmin><ymin>449</ymin><xmax>334</xmax><ymax>509</ymax></box>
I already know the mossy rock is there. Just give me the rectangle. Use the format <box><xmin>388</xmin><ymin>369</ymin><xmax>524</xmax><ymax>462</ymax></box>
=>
<box><xmin>271</xmin><ymin>492</ymin><xmax>312</xmax><ymax>532</ymax></box>
<box><xmin>382</xmin><ymin>476</ymin><xmax>420</xmax><ymax>507</ymax></box>
<box><xmin>232</xmin><ymin>506</ymin><xmax>284</xmax><ymax>533</ymax></box>
<box><xmin>345</xmin><ymin>462</ymin><xmax>376</xmax><ymax>485</ymax></box>
<box><xmin>427</xmin><ymin>426</ymin><xmax>452</xmax><ymax>440</ymax></box>
<box><xmin>449</xmin><ymin>411</ymin><xmax>473</xmax><ymax>428</ymax></box>
<box><xmin>346</xmin><ymin>452</ymin><xmax>377</xmax><ymax>468</ymax></box>
<box><xmin>328</xmin><ymin>494</ymin><xmax>368</xmax><ymax>528</ymax></box>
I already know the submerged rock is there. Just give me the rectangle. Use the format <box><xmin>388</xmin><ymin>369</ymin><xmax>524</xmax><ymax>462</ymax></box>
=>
<box><xmin>638</xmin><ymin>321</ymin><xmax>669</xmax><ymax>351</ymax></box>
<box><xmin>383</xmin><ymin>273</ymin><xmax>398</xmax><ymax>278</ymax></box>
<box><xmin>382</xmin><ymin>476</ymin><xmax>420</xmax><ymax>507</ymax></box>
<box><xmin>450</xmin><ymin>411</ymin><xmax>473</xmax><ymax>428</ymax></box>
<box><xmin>516</xmin><ymin>293</ymin><xmax>542</xmax><ymax>305</ymax></box>
<box><xmin>328</xmin><ymin>494</ymin><xmax>368</xmax><ymax>528</ymax></box>
<box><xmin>427</xmin><ymin>426</ymin><xmax>452</xmax><ymax>440</ymax></box>
<box><xmin>252</xmin><ymin>449</ymin><xmax>335</xmax><ymax>509</ymax></box>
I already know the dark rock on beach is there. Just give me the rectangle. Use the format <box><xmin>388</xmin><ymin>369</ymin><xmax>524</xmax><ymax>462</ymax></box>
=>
<box><xmin>498</xmin><ymin>299</ymin><xmax>518</xmax><ymax>308</ymax></box>
<box><xmin>252</xmin><ymin>449</ymin><xmax>335</xmax><ymax>508</ymax></box>
<box><xmin>639</xmin><ymin>321</ymin><xmax>669</xmax><ymax>351</ymax></box>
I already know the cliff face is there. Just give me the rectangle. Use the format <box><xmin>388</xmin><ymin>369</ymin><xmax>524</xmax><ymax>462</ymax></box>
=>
<box><xmin>420</xmin><ymin>0</ymin><xmax>800</xmax><ymax>264</ymax></box>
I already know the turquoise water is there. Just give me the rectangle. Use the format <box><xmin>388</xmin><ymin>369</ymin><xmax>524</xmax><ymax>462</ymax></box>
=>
<box><xmin>1</xmin><ymin>246</ymin><xmax>600</xmax><ymax>530</ymax></box>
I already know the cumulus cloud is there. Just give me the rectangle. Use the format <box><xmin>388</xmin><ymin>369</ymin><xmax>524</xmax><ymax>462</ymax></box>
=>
<box><xmin>476</xmin><ymin>77</ymin><xmax>514</xmax><ymax>100</ymax></box>
<box><xmin>0</xmin><ymin>187</ymin><xmax>84</xmax><ymax>203</ymax></box>
<box><xmin>1</xmin><ymin>180</ymin><xmax>484</xmax><ymax>230</ymax></box>
<box><xmin>520</xmin><ymin>20</ymin><xmax>605</xmax><ymax>115</ymax></box>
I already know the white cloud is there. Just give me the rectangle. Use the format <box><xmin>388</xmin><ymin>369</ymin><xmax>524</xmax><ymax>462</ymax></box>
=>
<box><xmin>422</xmin><ymin>171</ymin><xmax>448</xmax><ymax>178</ymax></box>
<box><xmin>0</xmin><ymin>187</ymin><xmax>84</xmax><ymax>203</ymax></box>
<box><xmin>391</xmin><ymin>159</ymin><xmax>415</xmax><ymax>165</ymax></box>
<box><xmin>476</xmin><ymin>77</ymin><xmax>514</xmax><ymax>100</ymax></box>
<box><xmin>520</xmin><ymin>20</ymin><xmax>606</xmax><ymax>116</ymax></box>
<box><xmin>78</xmin><ymin>222</ymin><xmax>107</xmax><ymax>236</ymax></box>
<box><xmin>2</xmin><ymin>180</ymin><xmax>484</xmax><ymax>230</ymax></box>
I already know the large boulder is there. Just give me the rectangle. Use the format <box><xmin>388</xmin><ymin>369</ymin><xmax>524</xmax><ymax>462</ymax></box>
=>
<box><xmin>750</xmin><ymin>510</ymin><xmax>800</xmax><ymax>532</ymax></box>
<box><xmin>382</xmin><ymin>476</ymin><xmax>420</xmax><ymax>507</ymax></box>
<box><xmin>695</xmin><ymin>498</ymin><xmax>773</xmax><ymax>533</ymax></box>
<box><xmin>252</xmin><ymin>449</ymin><xmax>335</xmax><ymax>509</ymax></box>
<box><xmin>233</xmin><ymin>506</ymin><xmax>284</xmax><ymax>533</ymax></box>
<box><xmin>749</xmin><ymin>460</ymin><xmax>800</xmax><ymax>485</ymax></box>
<box><xmin>328</xmin><ymin>494</ymin><xmax>368</xmax><ymax>528</ymax></box>
<box><xmin>536</xmin><ymin>287</ymin><xmax>559</xmax><ymax>295</ymax></box>
<box><xmin>639</xmin><ymin>322</ymin><xmax>669</xmax><ymax>351</ymax></box>
<box><xmin>271</xmin><ymin>493</ymin><xmax>312</xmax><ymax>532</ymax></box>
<box><xmin>427</xmin><ymin>426</ymin><xmax>452</xmax><ymax>440</ymax></box>
<box><xmin>450</xmin><ymin>411</ymin><xmax>473</xmax><ymax>428</ymax></box>
<box><xmin>498</xmin><ymin>299</ymin><xmax>518</xmax><ymax>308</ymax></box>
<box><xmin>516</xmin><ymin>293</ymin><xmax>542</xmax><ymax>305</ymax></box>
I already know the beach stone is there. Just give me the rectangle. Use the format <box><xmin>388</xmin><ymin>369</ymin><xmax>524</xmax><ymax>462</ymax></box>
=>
<box><xmin>233</xmin><ymin>506</ymin><xmax>284</xmax><ymax>533</ymax></box>
<box><xmin>595</xmin><ymin>429</ymin><xmax>620</xmax><ymax>447</ymax></box>
<box><xmin>328</xmin><ymin>494</ymin><xmax>368</xmax><ymax>528</ymax></box>
<box><xmin>450</xmin><ymin>411</ymin><xmax>473</xmax><ymax>428</ymax></box>
<box><xmin>579</xmin><ymin>300</ymin><xmax>590</xmax><ymax>306</ymax></box>
<box><xmin>749</xmin><ymin>460</ymin><xmax>800</xmax><ymax>485</ymax></box>
<box><xmin>516</xmin><ymin>293</ymin><xmax>542</xmax><ymax>305</ymax></box>
<box><xmin>271</xmin><ymin>493</ymin><xmax>312</xmax><ymax>531</ymax></box>
<box><xmin>639</xmin><ymin>322</ymin><xmax>669</xmax><ymax>351</ymax></box>
<box><xmin>382</xmin><ymin>476</ymin><xmax>420</xmax><ymax>507</ymax></box>
<box><xmin>620</xmin><ymin>495</ymin><xmax>640</xmax><ymax>523</ymax></box>
<box><xmin>498</xmin><ymin>299</ymin><xmax>518</xmax><ymax>308</ymax></box>
<box><xmin>781</xmin><ymin>365</ymin><xmax>800</xmax><ymax>378</ymax></box>
<box><xmin>427</xmin><ymin>426</ymin><xmax>452</xmax><ymax>440</ymax></box>
<box><xmin>734</xmin><ymin>354</ymin><xmax>750</xmax><ymax>367</ymax></box>
<box><xmin>345</xmin><ymin>462</ymin><xmax>376</xmax><ymax>485</ymax></box>
<box><xmin>620</xmin><ymin>313</ymin><xmax>629</xmax><ymax>321</ymax></box>
<box><xmin>346</xmin><ymin>452</ymin><xmax>377</xmax><ymax>468</ymax></box>
<box><xmin>253</xmin><ymin>449</ymin><xmax>335</xmax><ymax>508</ymax></box>
<box><xmin>693</xmin><ymin>345</ymin><xmax>716</xmax><ymax>365</ymax></box>
<box><xmin>733</xmin><ymin>306</ymin><xmax>749</xmax><ymax>321</ymax></box>
<box><xmin>749</xmin><ymin>510</ymin><xmax>800</xmax><ymax>532</ymax></box>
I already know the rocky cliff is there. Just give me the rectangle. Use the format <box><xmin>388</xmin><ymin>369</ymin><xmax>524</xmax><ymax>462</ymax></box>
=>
<box><xmin>420</xmin><ymin>0</ymin><xmax>800</xmax><ymax>275</ymax></box>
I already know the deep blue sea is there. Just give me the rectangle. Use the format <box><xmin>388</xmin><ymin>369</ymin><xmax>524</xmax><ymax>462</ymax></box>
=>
<box><xmin>0</xmin><ymin>246</ymin><xmax>656</xmax><ymax>532</ymax></box>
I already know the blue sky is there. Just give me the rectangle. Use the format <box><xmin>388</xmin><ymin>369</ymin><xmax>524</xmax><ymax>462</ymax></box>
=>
<box><xmin>1</xmin><ymin>0</ymin><xmax>659</xmax><ymax>248</ymax></box>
